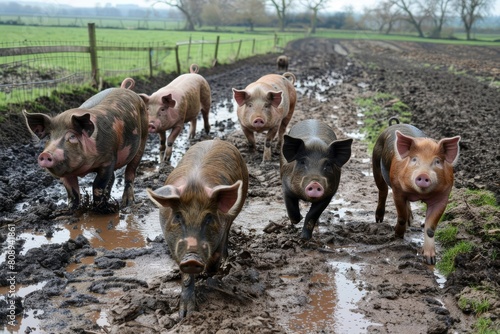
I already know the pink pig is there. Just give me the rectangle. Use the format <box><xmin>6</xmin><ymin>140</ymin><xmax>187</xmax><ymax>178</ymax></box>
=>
<box><xmin>140</xmin><ymin>64</ymin><xmax>211</xmax><ymax>162</ymax></box>
<box><xmin>232</xmin><ymin>72</ymin><xmax>297</xmax><ymax>162</ymax></box>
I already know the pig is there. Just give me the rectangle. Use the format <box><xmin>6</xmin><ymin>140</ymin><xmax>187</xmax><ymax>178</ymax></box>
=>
<box><xmin>23</xmin><ymin>86</ymin><xmax>148</xmax><ymax>213</ymax></box>
<box><xmin>280</xmin><ymin>119</ymin><xmax>353</xmax><ymax>240</ymax></box>
<box><xmin>372</xmin><ymin>119</ymin><xmax>460</xmax><ymax>265</ymax></box>
<box><xmin>139</xmin><ymin>64</ymin><xmax>211</xmax><ymax>163</ymax></box>
<box><xmin>147</xmin><ymin>138</ymin><xmax>248</xmax><ymax>317</ymax></box>
<box><xmin>233</xmin><ymin>72</ymin><xmax>297</xmax><ymax>162</ymax></box>
<box><xmin>277</xmin><ymin>55</ymin><xmax>289</xmax><ymax>70</ymax></box>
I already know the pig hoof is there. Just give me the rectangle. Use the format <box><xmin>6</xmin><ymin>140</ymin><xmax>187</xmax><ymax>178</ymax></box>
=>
<box><xmin>300</xmin><ymin>227</ymin><xmax>313</xmax><ymax>240</ymax></box>
<box><xmin>424</xmin><ymin>256</ymin><xmax>436</xmax><ymax>265</ymax></box>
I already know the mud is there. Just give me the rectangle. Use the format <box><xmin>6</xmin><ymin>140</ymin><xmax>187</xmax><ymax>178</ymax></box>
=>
<box><xmin>1</xmin><ymin>38</ymin><xmax>499</xmax><ymax>333</ymax></box>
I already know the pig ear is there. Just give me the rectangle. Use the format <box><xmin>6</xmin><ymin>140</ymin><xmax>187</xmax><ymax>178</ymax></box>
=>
<box><xmin>439</xmin><ymin>136</ymin><xmax>461</xmax><ymax>165</ymax></box>
<box><xmin>23</xmin><ymin>109</ymin><xmax>51</xmax><ymax>140</ymax></box>
<box><xmin>161</xmin><ymin>94</ymin><xmax>176</xmax><ymax>109</ymax></box>
<box><xmin>208</xmin><ymin>180</ymin><xmax>245</xmax><ymax>214</ymax></box>
<box><xmin>267</xmin><ymin>91</ymin><xmax>282</xmax><ymax>108</ymax></box>
<box><xmin>395</xmin><ymin>131</ymin><xmax>415</xmax><ymax>159</ymax></box>
<box><xmin>146</xmin><ymin>185</ymin><xmax>183</xmax><ymax>208</ymax></box>
<box><xmin>232</xmin><ymin>88</ymin><xmax>248</xmax><ymax>106</ymax></box>
<box><xmin>282</xmin><ymin>135</ymin><xmax>305</xmax><ymax>163</ymax></box>
<box><xmin>138</xmin><ymin>93</ymin><xmax>150</xmax><ymax>104</ymax></box>
<box><xmin>328</xmin><ymin>138</ymin><xmax>353</xmax><ymax>167</ymax></box>
<box><xmin>72</xmin><ymin>113</ymin><xmax>95</xmax><ymax>137</ymax></box>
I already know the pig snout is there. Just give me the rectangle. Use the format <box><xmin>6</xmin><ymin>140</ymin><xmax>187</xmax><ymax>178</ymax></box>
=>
<box><xmin>148</xmin><ymin>122</ymin><xmax>158</xmax><ymax>133</ymax></box>
<box><xmin>415</xmin><ymin>173</ymin><xmax>431</xmax><ymax>189</ymax></box>
<box><xmin>305</xmin><ymin>181</ymin><xmax>324</xmax><ymax>198</ymax></box>
<box><xmin>179</xmin><ymin>253</ymin><xmax>205</xmax><ymax>274</ymax></box>
<box><xmin>38</xmin><ymin>152</ymin><xmax>55</xmax><ymax>168</ymax></box>
<box><xmin>252</xmin><ymin>117</ymin><xmax>265</xmax><ymax>129</ymax></box>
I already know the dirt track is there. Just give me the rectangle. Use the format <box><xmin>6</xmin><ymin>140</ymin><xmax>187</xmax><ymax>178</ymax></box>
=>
<box><xmin>0</xmin><ymin>38</ymin><xmax>499</xmax><ymax>333</ymax></box>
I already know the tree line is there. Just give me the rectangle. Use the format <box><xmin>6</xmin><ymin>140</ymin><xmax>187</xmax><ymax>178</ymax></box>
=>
<box><xmin>4</xmin><ymin>0</ymin><xmax>498</xmax><ymax>40</ymax></box>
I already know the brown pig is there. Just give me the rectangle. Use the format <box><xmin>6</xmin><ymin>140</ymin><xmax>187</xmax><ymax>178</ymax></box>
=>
<box><xmin>281</xmin><ymin>119</ymin><xmax>353</xmax><ymax>240</ymax></box>
<box><xmin>372</xmin><ymin>120</ymin><xmax>460</xmax><ymax>265</ymax></box>
<box><xmin>233</xmin><ymin>72</ymin><xmax>297</xmax><ymax>162</ymax></box>
<box><xmin>23</xmin><ymin>87</ymin><xmax>148</xmax><ymax>212</ymax></box>
<box><xmin>277</xmin><ymin>55</ymin><xmax>289</xmax><ymax>70</ymax></box>
<box><xmin>147</xmin><ymin>138</ymin><xmax>248</xmax><ymax>317</ymax></box>
<box><xmin>139</xmin><ymin>64</ymin><xmax>211</xmax><ymax>162</ymax></box>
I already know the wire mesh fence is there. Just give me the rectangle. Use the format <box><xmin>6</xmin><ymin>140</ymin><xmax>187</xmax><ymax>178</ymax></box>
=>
<box><xmin>0</xmin><ymin>27</ymin><xmax>301</xmax><ymax>107</ymax></box>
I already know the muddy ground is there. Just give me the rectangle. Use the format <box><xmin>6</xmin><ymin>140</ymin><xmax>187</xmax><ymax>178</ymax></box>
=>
<box><xmin>0</xmin><ymin>38</ymin><xmax>499</xmax><ymax>333</ymax></box>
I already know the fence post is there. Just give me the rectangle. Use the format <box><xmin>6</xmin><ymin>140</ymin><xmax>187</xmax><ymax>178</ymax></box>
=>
<box><xmin>148</xmin><ymin>47</ymin><xmax>153</xmax><ymax>78</ymax></box>
<box><xmin>187</xmin><ymin>35</ymin><xmax>192</xmax><ymax>64</ymax></box>
<box><xmin>175</xmin><ymin>45</ymin><xmax>181</xmax><ymax>75</ymax></box>
<box><xmin>213</xmin><ymin>36</ymin><xmax>220</xmax><ymax>66</ymax></box>
<box><xmin>87</xmin><ymin>23</ymin><xmax>99</xmax><ymax>87</ymax></box>
<box><xmin>252</xmin><ymin>38</ymin><xmax>256</xmax><ymax>54</ymax></box>
<box><xmin>235</xmin><ymin>40</ymin><xmax>242</xmax><ymax>61</ymax></box>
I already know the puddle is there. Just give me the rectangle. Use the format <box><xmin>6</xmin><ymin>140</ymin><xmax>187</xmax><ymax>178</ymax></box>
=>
<box><xmin>295</xmin><ymin>71</ymin><xmax>343</xmax><ymax>102</ymax></box>
<box><xmin>0</xmin><ymin>281</ymin><xmax>47</xmax><ymax>334</ymax></box>
<box><xmin>286</xmin><ymin>261</ymin><xmax>377</xmax><ymax>333</ymax></box>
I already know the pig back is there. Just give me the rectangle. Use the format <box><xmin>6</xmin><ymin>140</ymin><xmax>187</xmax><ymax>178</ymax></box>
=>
<box><xmin>287</xmin><ymin>119</ymin><xmax>338</xmax><ymax>144</ymax></box>
<box><xmin>167</xmin><ymin>139</ymin><xmax>249</xmax><ymax>216</ymax></box>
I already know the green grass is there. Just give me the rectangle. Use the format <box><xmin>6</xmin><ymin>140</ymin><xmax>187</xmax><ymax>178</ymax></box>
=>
<box><xmin>435</xmin><ymin>240</ymin><xmax>475</xmax><ymax>276</ymax></box>
<box><xmin>435</xmin><ymin>225</ymin><xmax>459</xmax><ymax>247</ymax></box>
<box><xmin>356</xmin><ymin>92</ymin><xmax>411</xmax><ymax>151</ymax></box>
<box><xmin>459</xmin><ymin>296</ymin><xmax>491</xmax><ymax>315</ymax></box>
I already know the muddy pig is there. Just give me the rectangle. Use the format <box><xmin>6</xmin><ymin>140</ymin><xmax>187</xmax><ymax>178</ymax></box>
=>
<box><xmin>23</xmin><ymin>87</ymin><xmax>148</xmax><ymax>212</ymax></box>
<box><xmin>139</xmin><ymin>64</ymin><xmax>211</xmax><ymax>162</ymax></box>
<box><xmin>280</xmin><ymin>119</ymin><xmax>353</xmax><ymax>240</ymax></box>
<box><xmin>147</xmin><ymin>138</ymin><xmax>248</xmax><ymax>317</ymax></box>
<box><xmin>276</xmin><ymin>55</ymin><xmax>289</xmax><ymax>70</ymax></box>
<box><xmin>233</xmin><ymin>72</ymin><xmax>297</xmax><ymax>162</ymax></box>
<box><xmin>372</xmin><ymin>119</ymin><xmax>460</xmax><ymax>265</ymax></box>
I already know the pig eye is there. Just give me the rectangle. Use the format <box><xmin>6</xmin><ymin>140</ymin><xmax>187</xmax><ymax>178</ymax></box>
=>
<box><xmin>434</xmin><ymin>158</ymin><xmax>442</xmax><ymax>168</ymax></box>
<box><xmin>173</xmin><ymin>213</ymin><xmax>183</xmax><ymax>224</ymax></box>
<box><xmin>411</xmin><ymin>157</ymin><xmax>418</xmax><ymax>163</ymax></box>
<box><xmin>203</xmin><ymin>214</ymin><xmax>213</xmax><ymax>225</ymax></box>
<box><xmin>247</xmin><ymin>103</ymin><xmax>253</xmax><ymax>107</ymax></box>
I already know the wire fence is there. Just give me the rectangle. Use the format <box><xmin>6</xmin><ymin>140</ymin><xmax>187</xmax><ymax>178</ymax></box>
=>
<box><xmin>0</xmin><ymin>24</ymin><xmax>302</xmax><ymax>107</ymax></box>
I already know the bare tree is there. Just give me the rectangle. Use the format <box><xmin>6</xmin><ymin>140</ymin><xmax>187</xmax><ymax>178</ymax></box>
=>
<box><xmin>426</xmin><ymin>0</ymin><xmax>453</xmax><ymax>38</ymax></box>
<box><xmin>201</xmin><ymin>0</ymin><xmax>234</xmax><ymax>29</ymax></box>
<box><xmin>389</xmin><ymin>0</ymin><xmax>429</xmax><ymax>37</ymax></box>
<box><xmin>365</xmin><ymin>1</ymin><xmax>403</xmax><ymax>34</ymax></box>
<box><xmin>454</xmin><ymin>0</ymin><xmax>494</xmax><ymax>40</ymax></box>
<box><xmin>232</xmin><ymin>0</ymin><xmax>269</xmax><ymax>31</ymax></box>
<box><xmin>152</xmin><ymin>0</ymin><xmax>205</xmax><ymax>31</ymax></box>
<box><xmin>268</xmin><ymin>0</ymin><xmax>294</xmax><ymax>32</ymax></box>
<box><xmin>300</xmin><ymin>0</ymin><xmax>331</xmax><ymax>34</ymax></box>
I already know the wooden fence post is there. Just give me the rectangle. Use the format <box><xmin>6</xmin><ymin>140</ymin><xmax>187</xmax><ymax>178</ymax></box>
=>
<box><xmin>175</xmin><ymin>45</ymin><xmax>181</xmax><ymax>75</ymax></box>
<box><xmin>213</xmin><ymin>36</ymin><xmax>220</xmax><ymax>66</ymax></box>
<box><xmin>252</xmin><ymin>39</ymin><xmax>256</xmax><ymax>54</ymax></box>
<box><xmin>187</xmin><ymin>35</ymin><xmax>192</xmax><ymax>64</ymax></box>
<box><xmin>148</xmin><ymin>47</ymin><xmax>153</xmax><ymax>78</ymax></box>
<box><xmin>235</xmin><ymin>40</ymin><xmax>242</xmax><ymax>61</ymax></box>
<box><xmin>87</xmin><ymin>23</ymin><xmax>99</xmax><ymax>87</ymax></box>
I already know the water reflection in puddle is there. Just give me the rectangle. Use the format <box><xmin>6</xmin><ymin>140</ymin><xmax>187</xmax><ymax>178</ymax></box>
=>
<box><xmin>287</xmin><ymin>261</ymin><xmax>377</xmax><ymax>333</ymax></box>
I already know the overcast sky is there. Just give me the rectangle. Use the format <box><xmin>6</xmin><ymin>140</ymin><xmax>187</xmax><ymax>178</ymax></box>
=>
<box><xmin>6</xmin><ymin>0</ymin><xmax>500</xmax><ymax>15</ymax></box>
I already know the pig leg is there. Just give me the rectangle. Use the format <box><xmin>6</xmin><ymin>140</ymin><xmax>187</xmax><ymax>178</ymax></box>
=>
<box><xmin>121</xmin><ymin>143</ymin><xmax>146</xmax><ymax>208</ymax></box>
<box><xmin>301</xmin><ymin>197</ymin><xmax>332</xmax><ymax>240</ymax></box>
<box><xmin>201</xmin><ymin>98</ymin><xmax>211</xmax><ymax>135</ymax></box>
<box><xmin>61</xmin><ymin>176</ymin><xmax>81</xmax><ymax>210</ymax></box>
<box><xmin>263</xmin><ymin>127</ymin><xmax>279</xmax><ymax>162</ymax></box>
<box><xmin>241</xmin><ymin>126</ymin><xmax>256</xmax><ymax>152</ymax></box>
<box><xmin>92</xmin><ymin>165</ymin><xmax>116</xmax><ymax>213</ymax></box>
<box><xmin>284</xmin><ymin>194</ymin><xmax>303</xmax><ymax>225</ymax></box>
<box><xmin>164</xmin><ymin>125</ymin><xmax>183</xmax><ymax>162</ymax></box>
<box><xmin>422</xmin><ymin>198</ymin><xmax>448</xmax><ymax>265</ymax></box>
<box><xmin>188</xmin><ymin>118</ymin><xmax>197</xmax><ymax>139</ymax></box>
<box><xmin>179</xmin><ymin>273</ymin><xmax>197</xmax><ymax>318</ymax></box>
<box><xmin>373</xmin><ymin>161</ymin><xmax>388</xmax><ymax>223</ymax></box>
<box><xmin>393</xmin><ymin>195</ymin><xmax>410</xmax><ymax>238</ymax></box>
<box><xmin>158</xmin><ymin>131</ymin><xmax>167</xmax><ymax>162</ymax></box>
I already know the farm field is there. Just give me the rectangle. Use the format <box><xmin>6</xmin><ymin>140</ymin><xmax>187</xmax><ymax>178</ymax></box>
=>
<box><xmin>0</xmin><ymin>37</ymin><xmax>499</xmax><ymax>333</ymax></box>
